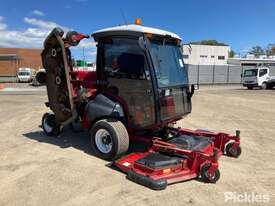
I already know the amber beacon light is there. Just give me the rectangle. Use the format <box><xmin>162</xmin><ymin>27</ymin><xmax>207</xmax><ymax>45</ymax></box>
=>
<box><xmin>135</xmin><ymin>18</ymin><xmax>142</xmax><ymax>25</ymax></box>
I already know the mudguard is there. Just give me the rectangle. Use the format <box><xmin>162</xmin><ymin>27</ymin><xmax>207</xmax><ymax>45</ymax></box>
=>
<box><xmin>85</xmin><ymin>94</ymin><xmax>124</xmax><ymax>123</ymax></box>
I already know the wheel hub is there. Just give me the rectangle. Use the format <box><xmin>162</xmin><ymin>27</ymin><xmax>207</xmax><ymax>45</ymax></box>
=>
<box><xmin>229</xmin><ymin>147</ymin><xmax>236</xmax><ymax>155</ymax></box>
<box><xmin>95</xmin><ymin>129</ymin><xmax>113</xmax><ymax>154</ymax></box>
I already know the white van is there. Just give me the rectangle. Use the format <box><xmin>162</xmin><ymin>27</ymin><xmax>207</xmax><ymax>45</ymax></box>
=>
<box><xmin>17</xmin><ymin>68</ymin><xmax>34</xmax><ymax>83</ymax></box>
<box><xmin>242</xmin><ymin>67</ymin><xmax>275</xmax><ymax>89</ymax></box>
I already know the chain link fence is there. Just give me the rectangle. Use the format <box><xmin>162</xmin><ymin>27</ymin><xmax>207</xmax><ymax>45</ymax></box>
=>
<box><xmin>186</xmin><ymin>64</ymin><xmax>275</xmax><ymax>84</ymax></box>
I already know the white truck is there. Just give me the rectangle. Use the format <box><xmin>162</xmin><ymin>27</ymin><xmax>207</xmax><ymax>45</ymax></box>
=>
<box><xmin>242</xmin><ymin>66</ymin><xmax>275</xmax><ymax>89</ymax></box>
<box><xmin>17</xmin><ymin>68</ymin><xmax>35</xmax><ymax>83</ymax></box>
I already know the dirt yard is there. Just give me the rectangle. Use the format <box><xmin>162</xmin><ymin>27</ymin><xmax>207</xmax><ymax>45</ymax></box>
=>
<box><xmin>0</xmin><ymin>86</ymin><xmax>274</xmax><ymax>206</ymax></box>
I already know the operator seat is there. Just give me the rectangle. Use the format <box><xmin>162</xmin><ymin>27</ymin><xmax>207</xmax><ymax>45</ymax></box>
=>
<box><xmin>117</xmin><ymin>53</ymin><xmax>144</xmax><ymax>78</ymax></box>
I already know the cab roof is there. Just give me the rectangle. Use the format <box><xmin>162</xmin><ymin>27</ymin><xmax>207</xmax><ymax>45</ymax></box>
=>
<box><xmin>92</xmin><ymin>24</ymin><xmax>181</xmax><ymax>41</ymax></box>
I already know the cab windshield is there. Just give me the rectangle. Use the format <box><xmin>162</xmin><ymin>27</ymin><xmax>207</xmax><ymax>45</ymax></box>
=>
<box><xmin>150</xmin><ymin>40</ymin><xmax>188</xmax><ymax>88</ymax></box>
<box><xmin>244</xmin><ymin>69</ymin><xmax>258</xmax><ymax>77</ymax></box>
<box><xmin>18</xmin><ymin>72</ymin><xmax>30</xmax><ymax>76</ymax></box>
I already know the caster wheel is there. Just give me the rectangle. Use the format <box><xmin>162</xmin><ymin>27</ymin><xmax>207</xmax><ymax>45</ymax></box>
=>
<box><xmin>226</xmin><ymin>142</ymin><xmax>241</xmax><ymax>158</ymax></box>
<box><xmin>42</xmin><ymin>113</ymin><xmax>60</xmax><ymax>136</ymax></box>
<box><xmin>201</xmin><ymin>164</ymin><xmax>220</xmax><ymax>183</ymax></box>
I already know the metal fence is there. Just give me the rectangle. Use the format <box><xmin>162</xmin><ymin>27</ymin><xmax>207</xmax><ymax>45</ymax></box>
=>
<box><xmin>186</xmin><ymin>64</ymin><xmax>275</xmax><ymax>84</ymax></box>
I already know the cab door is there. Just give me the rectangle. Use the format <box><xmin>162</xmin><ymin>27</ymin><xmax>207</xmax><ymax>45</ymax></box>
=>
<box><xmin>258</xmin><ymin>68</ymin><xmax>268</xmax><ymax>85</ymax></box>
<box><xmin>103</xmin><ymin>37</ymin><xmax>155</xmax><ymax>129</ymax></box>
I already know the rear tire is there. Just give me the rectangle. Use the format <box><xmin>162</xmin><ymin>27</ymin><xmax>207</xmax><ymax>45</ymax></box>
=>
<box><xmin>90</xmin><ymin>119</ymin><xmax>129</xmax><ymax>161</ymax></box>
<box><xmin>42</xmin><ymin>113</ymin><xmax>60</xmax><ymax>136</ymax></box>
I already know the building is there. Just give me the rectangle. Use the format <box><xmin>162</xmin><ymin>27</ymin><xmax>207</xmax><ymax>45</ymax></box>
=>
<box><xmin>228</xmin><ymin>54</ymin><xmax>275</xmax><ymax>66</ymax></box>
<box><xmin>182</xmin><ymin>44</ymin><xmax>230</xmax><ymax>65</ymax></box>
<box><xmin>0</xmin><ymin>48</ymin><xmax>42</xmax><ymax>77</ymax></box>
<box><xmin>73</xmin><ymin>60</ymin><xmax>96</xmax><ymax>71</ymax></box>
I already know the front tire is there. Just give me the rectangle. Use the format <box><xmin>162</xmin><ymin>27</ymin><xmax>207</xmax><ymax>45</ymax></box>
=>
<box><xmin>90</xmin><ymin>119</ymin><xmax>129</xmax><ymax>161</ymax></box>
<box><xmin>42</xmin><ymin>113</ymin><xmax>60</xmax><ymax>136</ymax></box>
<box><xmin>247</xmin><ymin>86</ymin><xmax>253</xmax><ymax>90</ymax></box>
<box><xmin>261</xmin><ymin>82</ymin><xmax>267</xmax><ymax>90</ymax></box>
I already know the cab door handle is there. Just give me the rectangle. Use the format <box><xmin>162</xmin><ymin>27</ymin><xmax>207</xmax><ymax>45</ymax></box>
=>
<box><xmin>146</xmin><ymin>89</ymin><xmax>152</xmax><ymax>94</ymax></box>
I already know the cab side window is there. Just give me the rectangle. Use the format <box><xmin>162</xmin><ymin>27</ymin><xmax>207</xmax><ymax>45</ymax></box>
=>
<box><xmin>104</xmin><ymin>38</ymin><xmax>149</xmax><ymax>80</ymax></box>
<box><xmin>259</xmin><ymin>69</ymin><xmax>267</xmax><ymax>77</ymax></box>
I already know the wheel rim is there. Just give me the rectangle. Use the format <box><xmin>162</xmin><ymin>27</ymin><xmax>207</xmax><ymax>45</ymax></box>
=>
<box><xmin>43</xmin><ymin>116</ymin><xmax>53</xmax><ymax>133</ymax></box>
<box><xmin>229</xmin><ymin>147</ymin><xmax>236</xmax><ymax>156</ymax></box>
<box><xmin>205</xmin><ymin>169</ymin><xmax>216</xmax><ymax>181</ymax></box>
<box><xmin>95</xmin><ymin>129</ymin><xmax>113</xmax><ymax>154</ymax></box>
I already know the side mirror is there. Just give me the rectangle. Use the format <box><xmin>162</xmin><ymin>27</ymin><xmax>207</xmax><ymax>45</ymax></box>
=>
<box><xmin>138</xmin><ymin>36</ymin><xmax>151</xmax><ymax>50</ymax></box>
<box><xmin>240</xmin><ymin>74</ymin><xmax>243</xmax><ymax>78</ymax></box>
<box><xmin>138</xmin><ymin>36</ymin><xmax>145</xmax><ymax>50</ymax></box>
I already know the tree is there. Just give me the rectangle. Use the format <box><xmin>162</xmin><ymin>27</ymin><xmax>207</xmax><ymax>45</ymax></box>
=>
<box><xmin>266</xmin><ymin>44</ymin><xmax>275</xmax><ymax>56</ymax></box>
<box><xmin>190</xmin><ymin>40</ymin><xmax>228</xmax><ymax>46</ymax></box>
<box><xmin>229</xmin><ymin>50</ymin><xmax>235</xmax><ymax>58</ymax></box>
<box><xmin>249</xmin><ymin>46</ymin><xmax>265</xmax><ymax>57</ymax></box>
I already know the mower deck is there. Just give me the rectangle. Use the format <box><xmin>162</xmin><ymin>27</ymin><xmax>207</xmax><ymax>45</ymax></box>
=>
<box><xmin>178</xmin><ymin>128</ymin><xmax>241</xmax><ymax>158</ymax></box>
<box><xmin>115</xmin><ymin>133</ymin><xmax>220</xmax><ymax>190</ymax></box>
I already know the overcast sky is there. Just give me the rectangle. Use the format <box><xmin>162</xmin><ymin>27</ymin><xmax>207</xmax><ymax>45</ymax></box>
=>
<box><xmin>0</xmin><ymin>0</ymin><xmax>275</xmax><ymax>61</ymax></box>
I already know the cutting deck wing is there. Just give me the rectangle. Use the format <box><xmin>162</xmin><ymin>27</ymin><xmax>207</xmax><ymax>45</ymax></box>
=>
<box><xmin>41</xmin><ymin>28</ymin><xmax>74</xmax><ymax>123</ymax></box>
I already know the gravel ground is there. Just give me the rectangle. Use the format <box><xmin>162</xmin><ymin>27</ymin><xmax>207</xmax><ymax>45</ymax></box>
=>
<box><xmin>0</xmin><ymin>86</ymin><xmax>274</xmax><ymax>206</ymax></box>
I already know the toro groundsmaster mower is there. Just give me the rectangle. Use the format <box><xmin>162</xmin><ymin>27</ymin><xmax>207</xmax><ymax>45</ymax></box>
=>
<box><xmin>39</xmin><ymin>20</ymin><xmax>241</xmax><ymax>190</ymax></box>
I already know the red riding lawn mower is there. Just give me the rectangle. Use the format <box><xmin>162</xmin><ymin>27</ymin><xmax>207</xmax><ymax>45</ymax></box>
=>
<box><xmin>39</xmin><ymin>20</ymin><xmax>241</xmax><ymax>190</ymax></box>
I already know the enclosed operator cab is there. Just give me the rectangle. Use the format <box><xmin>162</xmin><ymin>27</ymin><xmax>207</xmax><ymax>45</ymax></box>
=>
<box><xmin>41</xmin><ymin>23</ymin><xmax>195</xmax><ymax>161</ymax></box>
<box><xmin>92</xmin><ymin>24</ymin><xmax>193</xmax><ymax>130</ymax></box>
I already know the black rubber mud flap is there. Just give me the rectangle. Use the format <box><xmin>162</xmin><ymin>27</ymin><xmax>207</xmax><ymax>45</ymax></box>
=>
<box><xmin>41</xmin><ymin>27</ymin><xmax>74</xmax><ymax>123</ymax></box>
<box><xmin>127</xmin><ymin>170</ymin><xmax>167</xmax><ymax>190</ymax></box>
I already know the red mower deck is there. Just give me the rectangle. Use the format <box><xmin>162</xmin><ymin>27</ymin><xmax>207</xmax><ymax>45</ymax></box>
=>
<box><xmin>115</xmin><ymin>135</ymin><xmax>220</xmax><ymax>190</ymax></box>
<box><xmin>178</xmin><ymin>128</ymin><xmax>241</xmax><ymax>158</ymax></box>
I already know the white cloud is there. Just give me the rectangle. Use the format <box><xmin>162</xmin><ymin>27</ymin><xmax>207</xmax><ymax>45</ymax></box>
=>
<box><xmin>24</xmin><ymin>17</ymin><xmax>69</xmax><ymax>31</ymax></box>
<box><xmin>32</xmin><ymin>10</ymin><xmax>45</xmax><ymax>16</ymax></box>
<box><xmin>0</xmin><ymin>17</ymin><xmax>71</xmax><ymax>48</ymax></box>
<box><xmin>0</xmin><ymin>16</ymin><xmax>96</xmax><ymax>61</ymax></box>
<box><xmin>78</xmin><ymin>39</ymin><xmax>96</xmax><ymax>48</ymax></box>
<box><xmin>0</xmin><ymin>16</ymin><xmax>7</xmax><ymax>30</ymax></box>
